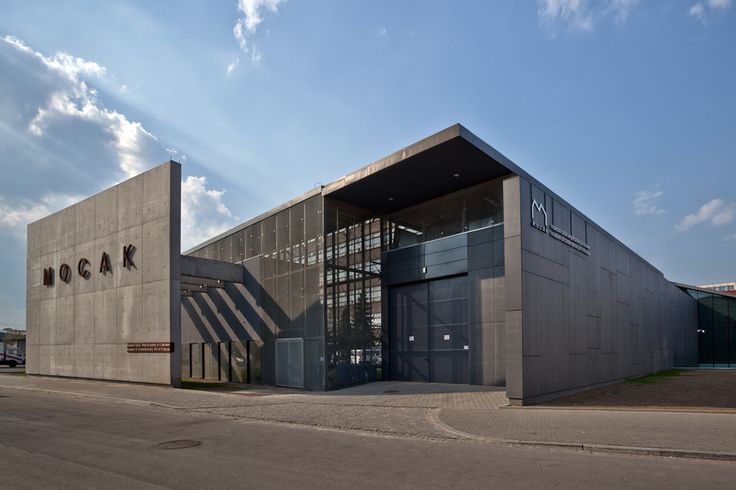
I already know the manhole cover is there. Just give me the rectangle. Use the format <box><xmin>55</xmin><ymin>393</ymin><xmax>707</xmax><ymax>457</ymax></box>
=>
<box><xmin>156</xmin><ymin>439</ymin><xmax>201</xmax><ymax>450</ymax></box>
<box><xmin>383</xmin><ymin>390</ymin><xmax>400</xmax><ymax>394</ymax></box>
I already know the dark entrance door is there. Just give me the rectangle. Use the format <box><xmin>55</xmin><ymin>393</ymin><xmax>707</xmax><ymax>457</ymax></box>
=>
<box><xmin>389</xmin><ymin>275</ymin><xmax>469</xmax><ymax>384</ymax></box>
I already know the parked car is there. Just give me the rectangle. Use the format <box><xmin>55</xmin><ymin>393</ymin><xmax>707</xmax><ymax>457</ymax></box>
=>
<box><xmin>0</xmin><ymin>344</ymin><xmax>25</xmax><ymax>367</ymax></box>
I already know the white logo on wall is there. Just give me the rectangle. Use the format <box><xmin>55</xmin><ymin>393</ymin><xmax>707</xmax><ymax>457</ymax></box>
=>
<box><xmin>531</xmin><ymin>199</ymin><xmax>548</xmax><ymax>232</ymax></box>
<box><xmin>531</xmin><ymin>198</ymin><xmax>591</xmax><ymax>256</ymax></box>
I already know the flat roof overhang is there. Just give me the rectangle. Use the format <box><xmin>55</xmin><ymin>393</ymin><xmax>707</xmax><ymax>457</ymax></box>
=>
<box><xmin>322</xmin><ymin>124</ymin><xmax>518</xmax><ymax>215</ymax></box>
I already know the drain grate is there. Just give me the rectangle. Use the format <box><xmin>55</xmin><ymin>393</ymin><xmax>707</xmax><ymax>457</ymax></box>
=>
<box><xmin>156</xmin><ymin>439</ymin><xmax>201</xmax><ymax>450</ymax></box>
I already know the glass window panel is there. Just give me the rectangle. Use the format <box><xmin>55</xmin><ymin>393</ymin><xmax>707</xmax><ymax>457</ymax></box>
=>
<box><xmin>247</xmin><ymin>223</ymin><xmax>262</xmax><ymax>258</ymax></box>
<box><xmin>235</xmin><ymin>229</ymin><xmax>245</xmax><ymax>262</ymax></box>
<box><xmin>262</xmin><ymin>215</ymin><xmax>276</xmax><ymax>255</ymax></box>
<box><xmin>713</xmin><ymin>296</ymin><xmax>729</xmax><ymax>329</ymax></box>
<box><xmin>384</xmin><ymin>177</ymin><xmax>504</xmax><ymax>250</ymax></box>
<box><xmin>714</xmin><ymin>328</ymin><xmax>729</xmax><ymax>366</ymax></box>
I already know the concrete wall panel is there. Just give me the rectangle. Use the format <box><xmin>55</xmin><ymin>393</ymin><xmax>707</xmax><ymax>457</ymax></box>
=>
<box><xmin>142</xmin><ymin>217</ymin><xmax>171</xmax><ymax>283</ymax></box>
<box><xmin>118</xmin><ymin>174</ymin><xmax>143</xmax><ymax>230</ymax></box>
<box><xmin>73</xmin><ymin>344</ymin><xmax>94</xmax><ymax>378</ymax></box>
<box><xmin>56</xmin><ymin>296</ymin><xmax>74</xmax><ymax>345</ymax></box>
<box><xmin>58</xmin><ymin>207</ymin><xmax>77</xmax><ymax>250</ymax></box>
<box><xmin>26</xmin><ymin>161</ymin><xmax>181</xmax><ymax>385</ymax></box>
<box><xmin>117</xmin><ymin>284</ymin><xmax>142</xmax><ymax>343</ymax></box>
<box><xmin>74</xmin><ymin>293</ymin><xmax>95</xmax><ymax>344</ymax></box>
<box><xmin>74</xmin><ymin>242</ymin><xmax>96</xmax><ymax>295</ymax></box>
<box><xmin>75</xmin><ymin>197</ymin><xmax>96</xmax><ymax>245</ymax></box>
<box><xmin>94</xmin><ymin>187</ymin><xmax>118</xmax><ymax>238</ymax></box>
<box><xmin>117</xmin><ymin>226</ymin><xmax>143</xmax><ymax>287</ymax></box>
<box><xmin>94</xmin><ymin>234</ymin><xmax>119</xmax><ymax>291</ymax></box>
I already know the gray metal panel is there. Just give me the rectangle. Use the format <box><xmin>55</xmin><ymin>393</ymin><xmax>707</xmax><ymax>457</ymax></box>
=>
<box><xmin>514</xmin><ymin>175</ymin><xmax>698</xmax><ymax>404</ymax></box>
<box><xmin>384</xmin><ymin>233</ymin><xmax>469</xmax><ymax>287</ymax></box>
<box><xmin>275</xmin><ymin>338</ymin><xmax>304</xmax><ymax>388</ymax></box>
<box><xmin>204</xmin><ymin>342</ymin><xmax>219</xmax><ymax>380</ymax></box>
<box><xmin>190</xmin><ymin>343</ymin><xmax>203</xmax><ymax>379</ymax></box>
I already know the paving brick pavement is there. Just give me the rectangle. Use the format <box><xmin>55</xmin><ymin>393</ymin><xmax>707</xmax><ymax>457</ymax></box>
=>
<box><xmin>438</xmin><ymin>407</ymin><xmax>736</xmax><ymax>453</ymax></box>
<box><xmin>4</xmin><ymin>374</ymin><xmax>735</xmax><ymax>458</ymax></box>
<box><xmin>0</xmin><ymin>376</ymin><xmax>505</xmax><ymax>440</ymax></box>
<box><xmin>0</xmin><ymin>376</ymin><xmax>508</xmax><ymax>410</ymax></box>
<box><xmin>197</xmin><ymin>403</ymin><xmax>459</xmax><ymax>439</ymax></box>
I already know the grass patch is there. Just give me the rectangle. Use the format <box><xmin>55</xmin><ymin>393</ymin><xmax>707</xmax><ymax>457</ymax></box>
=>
<box><xmin>627</xmin><ymin>368</ymin><xmax>688</xmax><ymax>385</ymax></box>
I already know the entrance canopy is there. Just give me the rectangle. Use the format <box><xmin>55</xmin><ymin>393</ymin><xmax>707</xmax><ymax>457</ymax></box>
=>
<box><xmin>323</xmin><ymin>124</ymin><xmax>515</xmax><ymax>215</ymax></box>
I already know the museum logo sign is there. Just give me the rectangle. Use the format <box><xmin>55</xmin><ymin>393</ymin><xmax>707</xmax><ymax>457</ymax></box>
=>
<box><xmin>42</xmin><ymin>244</ymin><xmax>136</xmax><ymax>287</ymax></box>
<box><xmin>531</xmin><ymin>199</ymin><xmax>591</xmax><ymax>256</ymax></box>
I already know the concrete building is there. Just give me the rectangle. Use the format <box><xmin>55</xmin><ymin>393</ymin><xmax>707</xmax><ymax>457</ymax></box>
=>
<box><xmin>26</xmin><ymin>162</ymin><xmax>181</xmax><ymax>385</ymax></box>
<box><xmin>698</xmin><ymin>281</ymin><xmax>736</xmax><ymax>296</ymax></box>
<box><xmin>25</xmin><ymin>124</ymin><xmax>729</xmax><ymax>404</ymax></box>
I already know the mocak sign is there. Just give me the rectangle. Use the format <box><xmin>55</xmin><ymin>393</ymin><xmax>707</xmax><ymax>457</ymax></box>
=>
<box><xmin>42</xmin><ymin>244</ymin><xmax>136</xmax><ymax>287</ymax></box>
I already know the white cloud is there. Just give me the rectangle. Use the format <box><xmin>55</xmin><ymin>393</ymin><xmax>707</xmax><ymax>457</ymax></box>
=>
<box><xmin>165</xmin><ymin>147</ymin><xmax>187</xmax><ymax>162</ymax></box>
<box><xmin>0</xmin><ymin>201</ymin><xmax>49</xmax><ymax>228</ymax></box>
<box><xmin>690</xmin><ymin>3</ymin><xmax>706</xmax><ymax>22</ymax></box>
<box><xmin>3</xmin><ymin>35</ymin><xmax>159</xmax><ymax>179</ymax></box>
<box><xmin>709</xmin><ymin>0</ymin><xmax>732</xmax><ymax>9</ymax></box>
<box><xmin>0</xmin><ymin>35</ymin><xmax>236</xmax><ymax>252</ymax></box>
<box><xmin>725</xmin><ymin>233</ymin><xmax>736</xmax><ymax>241</ymax></box>
<box><xmin>539</xmin><ymin>0</ymin><xmax>594</xmax><ymax>32</ymax></box>
<box><xmin>0</xmin><ymin>193</ymin><xmax>84</xmax><ymax>238</ymax></box>
<box><xmin>226</xmin><ymin>57</ymin><xmax>240</xmax><ymax>77</ymax></box>
<box><xmin>607</xmin><ymin>0</ymin><xmax>639</xmax><ymax>23</ymax></box>
<box><xmin>181</xmin><ymin>176</ymin><xmax>238</xmax><ymax>250</ymax></box>
<box><xmin>676</xmin><ymin>198</ymin><xmax>735</xmax><ymax>231</ymax></box>
<box><xmin>230</xmin><ymin>0</ymin><xmax>284</xmax><ymax>72</ymax></box>
<box><xmin>689</xmin><ymin>0</ymin><xmax>732</xmax><ymax>24</ymax></box>
<box><xmin>632</xmin><ymin>189</ymin><xmax>666</xmax><ymax>216</ymax></box>
<box><xmin>538</xmin><ymin>0</ymin><xmax>643</xmax><ymax>33</ymax></box>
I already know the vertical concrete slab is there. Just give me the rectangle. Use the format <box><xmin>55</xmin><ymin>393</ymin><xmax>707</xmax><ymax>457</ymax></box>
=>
<box><xmin>502</xmin><ymin>176</ymin><xmax>523</xmax><ymax>402</ymax></box>
<box><xmin>26</xmin><ymin>161</ymin><xmax>181</xmax><ymax>386</ymax></box>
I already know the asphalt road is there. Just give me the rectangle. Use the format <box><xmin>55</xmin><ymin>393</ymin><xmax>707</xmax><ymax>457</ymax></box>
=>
<box><xmin>1</xmin><ymin>388</ymin><xmax>735</xmax><ymax>489</ymax></box>
<box><xmin>0</xmin><ymin>366</ymin><xmax>25</xmax><ymax>374</ymax></box>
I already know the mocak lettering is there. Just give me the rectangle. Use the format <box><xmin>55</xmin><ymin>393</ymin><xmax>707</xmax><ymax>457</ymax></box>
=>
<box><xmin>123</xmin><ymin>244</ymin><xmax>135</xmax><ymax>268</ymax></box>
<box><xmin>43</xmin><ymin>267</ymin><xmax>54</xmax><ymax>287</ymax></box>
<box><xmin>59</xmin><ymin>263</ymin><xmax>72</xmax><ymax>283</ymax></box>
<box><xmin>39</xmin><ymin>245</ymin><xmax>136</xmax><ymax>287</ymax></box>
<box><xmin>99</xmin><ymin>252</ymin><xmax>111</xmax><ymax>274</ymax></box>
<box><xmin>78</xmin><ymin>258</ymin><xmax>90</xmax><ymax>279</ymax></box>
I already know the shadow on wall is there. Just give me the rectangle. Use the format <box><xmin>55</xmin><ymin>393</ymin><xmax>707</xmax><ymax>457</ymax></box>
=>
<box><xmin>180</xmin><ymin>260</ymin><xmax>324</xmax><ymax>389</ymax></box>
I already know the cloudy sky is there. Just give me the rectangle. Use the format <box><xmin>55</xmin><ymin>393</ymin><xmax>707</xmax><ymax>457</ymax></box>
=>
<box><xmin>0</xmin><ymin>0</ymin><xmax>734</xmax><ymax>330</ymax></box>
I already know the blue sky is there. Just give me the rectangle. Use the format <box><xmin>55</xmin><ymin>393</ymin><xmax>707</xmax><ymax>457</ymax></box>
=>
<box><xmin>0</xmin><ymin>0</ymin><xmax>734</xmax><ymax>329</ymax></box>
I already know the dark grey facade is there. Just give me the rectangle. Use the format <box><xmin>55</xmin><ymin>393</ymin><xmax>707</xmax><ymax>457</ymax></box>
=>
<box><xmin>180</xmin><ymin>124</ymin><xmax>701</xmax><ymax>404</ymax></box>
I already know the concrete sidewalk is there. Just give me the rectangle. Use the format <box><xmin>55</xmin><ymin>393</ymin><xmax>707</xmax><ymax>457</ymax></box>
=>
<box><xmin>436</xmin><ymin>407</ymin><xmax>736</xmax><ymax>459</ymax></box>
<box><xmin>3</xmin><ymin>374</ymin><xmax>736</xmax><ymax>461</ymax></box>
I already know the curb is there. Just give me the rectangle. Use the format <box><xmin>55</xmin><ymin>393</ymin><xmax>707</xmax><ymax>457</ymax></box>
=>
<box><xmin>0</xmin><ymin>383</ymin><xmax>183</xmax><ymax>410</ymax></box>
<box><xmin>426</xmin><ymin>409</ymin><xmax>736</xmax><ymax>462</ymax></box>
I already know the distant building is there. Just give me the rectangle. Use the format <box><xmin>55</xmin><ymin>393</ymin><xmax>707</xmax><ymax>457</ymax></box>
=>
<box><xmin>698</xmin><ymin>281</ymin><xmax>736</xmax><ymax>296</ymax></box>
<box><xmin>0</xmin><ymin>328</ymin><xmax>26</xmax><ymax>354</ymax></box>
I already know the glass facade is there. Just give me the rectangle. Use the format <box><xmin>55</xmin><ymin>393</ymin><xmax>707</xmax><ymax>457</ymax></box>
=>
<box><xmin>187</xmin><ymin>175</ymin><xmax>505</xmax><ymax>389</ymax></box>
<box><xmin>382</xmin><ymin>179</ymin><xmax>503</xmax><ymax>250</ymax></box>
<box><xmin>188</xmin><ymin>194</ymin><xmax>325</xmax><ymax>389</ymax></box>
<box><xmin>323</xmin><ymin>176</ymin><xmax>504</xmax><ymax>388</ymax></box>
<box><xmin>683</xmin><ymin>288</ymin><xmax>736</xmax><ymax>367</ymax></box>
<box><xmin>324</xmin><ymin>202</ymin><xmax>383</xmax><ymax>388</ymax></box>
